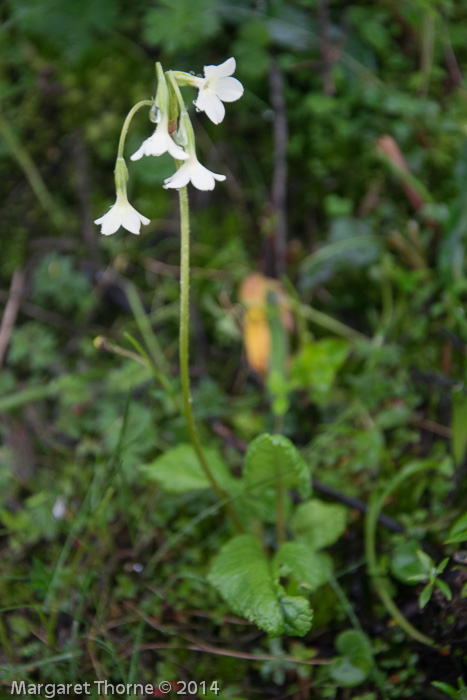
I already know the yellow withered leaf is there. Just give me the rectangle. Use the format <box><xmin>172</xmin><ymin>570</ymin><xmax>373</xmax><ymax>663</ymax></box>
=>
<box><xmin>238</xmin><ymin>273</ymin><xmax>292</xmax><ymax>377</ymax></box>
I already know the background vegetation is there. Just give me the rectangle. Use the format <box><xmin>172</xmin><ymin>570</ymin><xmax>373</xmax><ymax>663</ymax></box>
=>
<box><xmin>1</xmin><ymin>0</ymin><xmax>467</xmax><ymax>697</ymax></box>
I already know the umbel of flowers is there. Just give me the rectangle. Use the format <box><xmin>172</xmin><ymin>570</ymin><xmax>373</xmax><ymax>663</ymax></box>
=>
<box><xmin>94</xmin><ymin>58</ymin><xmax>243</xmax><ymax>236</ymax></box>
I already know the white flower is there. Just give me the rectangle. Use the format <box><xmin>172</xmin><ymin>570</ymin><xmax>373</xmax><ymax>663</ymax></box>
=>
<box><xmin>94</xmin><ymin>189</ymin><xmax>150</xmax><ymax>236</ymax></box>
<box><xmin>193</xmin><ymin>57</ymin><xmax>244</xmax><ymax>125</ymax></box>
<box><xmin>130</xmin><ymin>114</ymin><xmax>188</xmax><ymax>162</ymax></box>
<box><xmin>163</xmin><ymin>152</ymin><xmax>226</xmax><ymax>191</ymax></box>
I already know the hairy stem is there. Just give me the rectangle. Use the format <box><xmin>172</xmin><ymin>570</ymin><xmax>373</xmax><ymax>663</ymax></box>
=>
<box><xmin>178</xmin><ymin>186</ymin><xmax>243</xmax><ymax>533</ymax></box>
<box><xmin>117</xmin><ymin>100</ymin><xmax>154</xmax><ymax>160</ymax></box>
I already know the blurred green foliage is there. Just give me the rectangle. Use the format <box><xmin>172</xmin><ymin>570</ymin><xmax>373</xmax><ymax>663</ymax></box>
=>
<box><xmin>1</xmin><ymin>0</ymin><xmax>467</xmax><ymax>697</ymax></box>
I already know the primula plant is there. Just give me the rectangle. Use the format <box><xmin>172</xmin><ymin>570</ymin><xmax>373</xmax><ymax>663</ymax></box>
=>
<box><xmin>94</xmin><ymin>58</ymin><xmax>351</xmax><ymax>642</ymax></box>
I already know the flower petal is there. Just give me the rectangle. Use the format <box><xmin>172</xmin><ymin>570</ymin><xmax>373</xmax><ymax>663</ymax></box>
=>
<box><xmin>131</xmin><ymin>125</ymin><xmax>188</xmax><ymax>161</ymax></box>
<box><xmin>216</xmin><ymin>76</ymin><xmax>244</xmax><ymax>102</ymax></box>
<box><xmin>130</xmin><ymin>143</ymin><xmax>146</xmax><ymax>161</ymax></box>
<box><xmin>163</xmin><ymin>163</ymin><xmax>192</xmax><ymax>189</ymax></box>
<box><xmin>94</xmin><ymin>207</ymin><xmax>122</xmax><ymax>236</ymax></box>
<box><xmin>190</xmin><ymin>164</ymin><xmax>216</xmax><ymax>191</ymax></box>
<box><xmin>204</xmin><ymin>57</ymin><xmax>236</xmax><ymax>79</ymax></box>
<box><xmin>151</xmin><ymin>133</ymin><xmax>173</xmax><ymax>156</ymax></box>
<box><xmin>166</xmin><ymin>137</ymin><xmax>189</xmax><ymax>160</ymax></box>
<box><xmin>122</xmin><ymin>207</ymin><xmax>142</xmax><ymax>234</ymax></box>
<box><xmin>94</xmin><ymin>197</ymin><xmax>150</xmax><ymax>236</ymax></box>
<box><xmin>202</xmin><ymin>94</ymin><xmax>226</xmax><ymax>125</ymax></box>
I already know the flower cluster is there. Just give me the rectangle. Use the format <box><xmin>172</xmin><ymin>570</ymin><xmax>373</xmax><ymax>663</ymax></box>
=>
<box><xmin>94</xmin><ymin>58</ymin><xmax>243</xmax><ymax>236</ymax></box>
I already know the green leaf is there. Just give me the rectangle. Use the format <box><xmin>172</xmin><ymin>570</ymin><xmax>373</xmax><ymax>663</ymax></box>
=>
<box><xmin>445</xmin><ymin>512</ymin><xmax>467</xmax><ymax>544</ymax></box>
<box><xmin>238</xmin><ymin>488</ymin><xmax>292</xmax><ymax>526</ymax></box>
<box><xmin>32</xmin><ymin>253</ymin><xmax>92</xmax><ymax>312</ymax></box>
<box><xmin>431</xmin><ymin>681</ymin><xmax>463</xmax><ymax>699</ymax></box>
<box><xmin>208</xmin><ymin>536</ymin><xmax>313</xmax><ymax>638</ymax></box>
<box><xmin>231</xmin><ymin>20</ymin><xmax>271</xmax><ymax>80</ymax></box>
<box><xmin>9</xmin><ymin>322</ymin><xmax>58</xmax><ymax>372</ymax></box>
<box><xmin>143</xmin><ymin>0</ymin><xmax>220</xmax><ymax>53</ymax></box>
<box><xmin>299</xmin><ymin>217</ymin><xmax>381</xmax><ymax>291</ymax></box>
<box><xmin>390</xmin><ymin>541</ymin><xmax>431</xmax><ymax>584</ymax></box>
<box><xmin>434</xmin><ymin>579</ymin><xmax>452</xmax><ymax>601</ymax></box>
<box><xmin>7</xmin><ymin>0</ymin><xmax>119</xmax><ymax>63</ymax></box>
<box><xmin>419</xmin><ymin>581</ymin><xmax>434</xmax><ymax>609</ymax></box>
<box><xmin>330</xmin><ymin>630</ymin><xmax>372</xmax><ymax>687</ymax></box>
<box><xmin>278</xmin><ymin>593</ymin><xmax>313</xmax><ymax>636</ymax></box>
<box><xmin>290</xmin><ymin>500</ymin><xmax>347</xmax><ymax>550</ymax></box>
<box><xmin>291</xmin><ymin>339</ymin><xmax>349</xmax><ymax>403</ymax></box>
<box><xmin>436</xmin><ymin>557</ymin><xmax>450</xmax><ymax>576</ymax></box>
<box><xmin>208</xmin><ymin>535</ymin><xmax>284</xmax><ymax>637</ymax></box>
<box><xmin>140</xmin><ymin>445</ymin><xmax>236</xmax><ymax>493</ymax></box>
<box><xmin>273</xmin><ymin>541</ymin><xmax>333</xmax><ymax>593</ymax></box>
<box><xmin>243</xmin><ymin>433</ymin><xmax>311</xmax><ymax>499</ymax></box>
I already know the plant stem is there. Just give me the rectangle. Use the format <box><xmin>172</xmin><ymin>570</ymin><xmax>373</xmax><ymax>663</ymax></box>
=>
<box><xmin>117</xmin><ymin>100</ymin><xmax>154</xmax><ymax>160</ymax></box>
<box><xmin>365</xmin><ymin>462</ymin><xmax>437</xmax><ymax>648</ymax></box>
<box><xmin>0</xmin><ymin>613</ymin><xmax>15</xmax><ymax>663</ymax></box>
<box><xmin>0</xmin><ymin>384</ymin><xmax>56</xmax><ymax>412</ymax></box>
<box><xmin>178</xmin><ymin>186</ymin><xmax>243</xmax><ymax>533</ymax></box>
<box><xmin>330</xmin><ymin>575</ymin><xmax>390</xmax><ymax>700</ymax></box>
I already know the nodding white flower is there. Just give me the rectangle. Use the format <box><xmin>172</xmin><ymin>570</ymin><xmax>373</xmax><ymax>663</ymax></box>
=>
<box><xmin>94</xmin><ymin>189</ymin><xmax>150</xmax><ymax>236</ymax></box>
<box><xmin>163</xmin><ymin>110</ymin><xmax>226</xmax><ymax>191</ymax></box>
<box><xmin>163</xmin><ymin>151</ymin><xmax>226</xmax><ymax>191</ymax></box>
<box><xmin>130</xmin><ymin>113</ymin><xmax>188</xmax><ymax>162</ymax></box>
<box><xmin>193</xmin><ymin>57</ymin><xmax>243</xmax><ymax>125</ymax></box>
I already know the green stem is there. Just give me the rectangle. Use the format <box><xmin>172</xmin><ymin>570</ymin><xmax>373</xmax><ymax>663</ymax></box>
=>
<box><xmin>330</xmin><ymin>575</ymin><xmax>390</xmax><ymax>700</ymax></box>
<box><xmin>123</xmin><ymin>331</ymin><xmax>180</xmax><ymax>409</ymax></box>
<box><xmin>124</xmin><ymin>284</ymin><xmax>172</xmax><ymax>377</ymax></box>
<box><xmin>365</xmin><ymin>462</ymin><xmax>438</xmax><ymax>648</ymax></box>
<box><xmin>166</xmin><ymin>72</ymin><xmax>186</xmax><ymax>113</ymax></box>
<box><xmin>0</xmin><ymin>110</ymin><xmax>64</xmax><ymax>228</ymax></box>
<box><xmin>117</xmin><ymin>100</ymin><xmax>154</xmax><ymax>160</ymax></box>
<box><xmin>0</xmin><ymin>384</ymin><xmax>57</xmax><ymax>412</ymax></box>
<box><xmin>178</xmin><ymin>186</ymin><xmax>243</xmax><ymax>533</ymax></box>
<box><xmin>298</xmin><ymin>302</ymin><xmax>369</xmax><ymax>342</ymax></box>
<box><xmin>0</xmin><ymin>613</ymin><xmax>15</xmax><ymax>663</ymax></box>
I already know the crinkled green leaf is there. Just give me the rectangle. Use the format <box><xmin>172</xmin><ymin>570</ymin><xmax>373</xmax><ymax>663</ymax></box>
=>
<box><xmin>445</xmin><ymin>511</ymin><xmax>467</xmax><ymax>544</ymax></box>
<box><xmin>290</xmin><ymin>499</ymin><xmax>347</xmax><ymax>550</ymax></box>
<box><xmin>278</xmin><ymin>593</ymin><xmax>313</xmax><ymax>636</ymax></box>
<box><xmin>330</xmin><ymin>630</ymin><xmax>372</xmax><ymax>687</ymax></box>
<box><xmin>273</xmin><ymin>541</ymin><xmax>333</xmax><ymax>593</ymax></box>
<box><xmin>209</xmin><ymin>535</ymin><xmax>313</xmax><ymax>638</ymax></box>
<box><xmin>208</xmin><ymin>535</ymin><xmax>284</xmax><ymax>637</ymax></box>
<box><xmin>240</xmin><ymin>488</ymin><xmax>292</xmax><ymax>525</ymax></box>
<box><xmin>140</xmin><ymin>444</ymin><xmax>236</xmax><ymax>493</ymax></box>
<box><xmin>243</xmin><ymin>433</ymin><xmax>311</xmax><ymax>499</ymax></box>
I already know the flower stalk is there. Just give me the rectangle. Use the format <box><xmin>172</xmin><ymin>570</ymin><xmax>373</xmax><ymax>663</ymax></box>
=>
<box><xmin>178</xmin><ymin>185</ymin><xmax>243</xmax><ymax>533</ymax></box>
<box><xmin>117</xmin><ymin>99</ymin><xmax>154</xmax><ymax>160</ymax></box>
